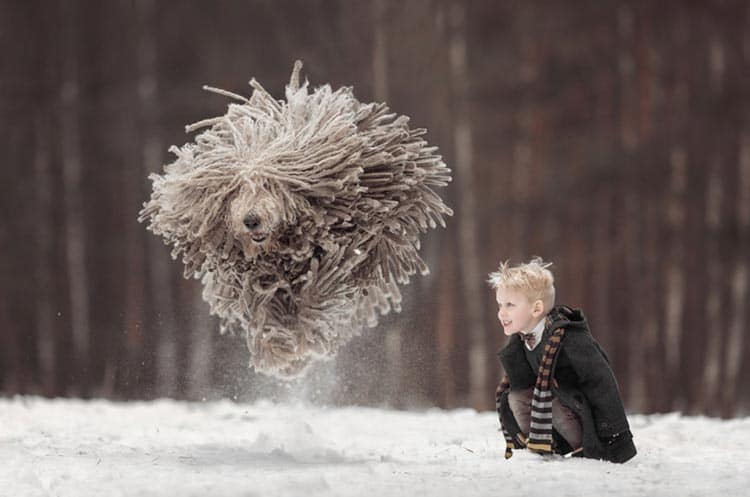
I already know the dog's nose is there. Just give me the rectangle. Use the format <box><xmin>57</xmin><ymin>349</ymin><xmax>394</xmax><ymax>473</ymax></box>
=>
<box><xmin>243</xmin><ymin>215</ymin><xmax>261</xmax><ymax>232</ymax></box>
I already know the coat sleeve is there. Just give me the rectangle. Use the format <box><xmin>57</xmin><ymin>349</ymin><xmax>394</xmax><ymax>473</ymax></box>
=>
<box><xmin>560</xmin><ymin>330</ymin><xmax>631</xmax><ymax>439</ymax></box>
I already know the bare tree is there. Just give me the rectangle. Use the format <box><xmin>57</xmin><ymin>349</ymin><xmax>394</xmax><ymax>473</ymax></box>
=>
<box><xmin>721</xmin><ymin>8</ymin><xmax>750</xmax><ymax>416</ymax></box>
<box><xmin>724</xmin><ymin>131</ymin><xmax>750</xmax><ymax>415</ymax></box>
<box><xmin>663</xmin><ymin>146</ymin><xmax>687</xmax><ymax>409</ymax></box>
<box><xmin>134</xmin><ymin>0</ymin><xmax>179</xmax><ymax>399</ymax></box>
<box><xmin>33</xmin><ymin>110</ymin><xmax>57</xmax><ymax>396</ymax></box>
<box><xmin>59</xmin><ymin>0</ymin><xmax>91</xmax><ymax>396</ymax></box>
<box><xmin>447</xmin><ymin>1</ymin><xmax>487</xmax><ymax>409</ymax></box>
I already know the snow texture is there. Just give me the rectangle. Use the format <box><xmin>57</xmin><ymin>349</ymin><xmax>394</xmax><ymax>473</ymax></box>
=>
<box><xmin>1</xmin><ymin>397</ymin><xmax>748</xmax><ymax>497</ymax></box>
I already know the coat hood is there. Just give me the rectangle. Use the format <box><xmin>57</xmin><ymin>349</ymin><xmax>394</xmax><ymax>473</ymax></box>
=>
<box><xmin>546</xmin><ymin>305</ymin><xmax>589</xmax><ymax>333</ymax></box>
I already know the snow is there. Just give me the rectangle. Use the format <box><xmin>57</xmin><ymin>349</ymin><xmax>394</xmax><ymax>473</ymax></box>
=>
<box><xmin>1</xmin><ymin>398</ymin><xmax>749</xmax><ymax>497</ymax></box>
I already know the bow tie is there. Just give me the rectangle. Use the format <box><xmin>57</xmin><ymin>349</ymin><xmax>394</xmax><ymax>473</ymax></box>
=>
<box><xmin>520</xmin><ymin>332</ymin><xmax>536</xmax><ymax>348</ymax></box>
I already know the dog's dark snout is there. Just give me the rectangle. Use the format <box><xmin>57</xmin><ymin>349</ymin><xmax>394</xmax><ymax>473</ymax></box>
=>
<box><xmin>243</xmin><ymin>215</ymin><xmax>261</xmax><ymax>231</ymax></box>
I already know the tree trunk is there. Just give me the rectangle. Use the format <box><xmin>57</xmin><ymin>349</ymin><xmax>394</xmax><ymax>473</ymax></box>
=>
<box><xmin>59</xmin><ymin>0</ymin><xmax>91</xmax><ymax>396</ymax></box>
<box><xmin>701</xmin><ymin>158</ymin><xmax>725</xmax><ymax>415</ymax></box>
<box><xmin>187</xmin><ymin>288</ymin><xmax>214</xmax><ymax>400</ymax></box>
<box><xmin>33</xmin><ymin>109</ymin><xmax>57</xmax><ymax>396</ymax></box>
<box><xmin>723</xmin><ymin>180</ymin><xmax>748</xmax><ymax>413</ymax></box>
<box><xmin>616</xmin><ymin>4</ymin><xmax>644</xmax><ymax>411</ymax></box>
<box><xmin>722</xmin><ymin>14</ymin><xmax>750</xmax><ymax>415</ymax></box>
<box><xmin>663</xmin><ymin>147</ymin><xmax>687</xmax><ymax>410</ymax></box>
<box><xmin>447</xmin><ymin>1</ymin><xmax>488</xmax><ymax>410</ymax></box>
<box><xmin>135</xmin><ymin>0</ymin><xmax>178</xmax><ymax>399</ymax></box>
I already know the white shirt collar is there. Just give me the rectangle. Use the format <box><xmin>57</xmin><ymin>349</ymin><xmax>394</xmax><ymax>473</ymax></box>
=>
<box><xmin>523</xmin><ymin>318</ymin><xmax>546</xmax><ymax>351</ymax></box>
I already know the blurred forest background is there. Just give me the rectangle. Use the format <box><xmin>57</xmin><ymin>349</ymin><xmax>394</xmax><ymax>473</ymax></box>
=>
<box><xmin>2</xmin><ymin>0</ymin><xmax>750</xmax><ymax>417</ymax></box>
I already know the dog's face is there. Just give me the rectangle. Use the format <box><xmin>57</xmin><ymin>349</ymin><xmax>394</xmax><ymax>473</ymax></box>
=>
<box><xmin>228</xmin><ymin>179</ymin><xmax>285</xmax><ymax>260</ymax></box>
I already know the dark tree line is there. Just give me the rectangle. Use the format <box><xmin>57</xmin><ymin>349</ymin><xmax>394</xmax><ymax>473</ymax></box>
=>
<box><xmin>2</xmin><ymin>0</ymin><xmax>749</xmax><ymax>416</ymax></box>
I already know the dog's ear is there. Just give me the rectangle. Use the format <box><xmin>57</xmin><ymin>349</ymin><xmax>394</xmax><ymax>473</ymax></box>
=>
<box><xmin>139</xmin><ymin>153</ymin><xmax>242</xmax><ymax>278</ymax></box>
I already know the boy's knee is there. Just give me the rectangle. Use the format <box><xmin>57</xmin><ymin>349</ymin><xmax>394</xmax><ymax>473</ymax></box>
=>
<box><xmin>507</xmin><ymin>388</ymin><xmax>533</xmax><ymax>434</ymax></box>
<box><xmin>551</xmin><ymin>399</ymin><xmax>583</xmax><ymax>449</ymax></box>
<box><xmin>508</xmin><ymin>387</ymin><xmax>533</xmax><ymax>406</ymax></box>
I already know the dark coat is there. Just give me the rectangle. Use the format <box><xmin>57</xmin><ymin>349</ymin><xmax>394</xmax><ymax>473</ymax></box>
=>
<box><xmin>497</xmin><ymin>305</ymin><xmax>636</xmax><ymax>463</ymax></box>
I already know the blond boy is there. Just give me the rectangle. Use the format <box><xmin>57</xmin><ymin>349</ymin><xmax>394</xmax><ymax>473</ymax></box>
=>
<box><xmin>489</xmin><ymin>258</ymin><xmax>635</xmax><ymax>463</ymax></box>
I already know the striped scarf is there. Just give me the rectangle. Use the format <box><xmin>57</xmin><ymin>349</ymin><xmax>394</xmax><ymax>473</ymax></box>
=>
<box><xmin>496</xmin><ymin>325</ymin><xmax>566</xmax><ymax>459</ymax></box>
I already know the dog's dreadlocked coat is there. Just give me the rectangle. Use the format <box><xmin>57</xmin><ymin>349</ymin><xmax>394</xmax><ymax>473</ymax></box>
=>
<box><xmin>139</xmin><ymin>62</ymin><xmax>452</xmax><ymax>377</ymax></box>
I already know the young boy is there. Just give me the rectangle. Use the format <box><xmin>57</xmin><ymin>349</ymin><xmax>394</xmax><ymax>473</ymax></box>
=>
<box><xmin>489</xmin><ymin>258</ymin><xmax>636</xmax><ymax>463</ymax></box>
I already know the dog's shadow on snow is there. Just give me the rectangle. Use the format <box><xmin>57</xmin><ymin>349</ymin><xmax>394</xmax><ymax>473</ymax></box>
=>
<box><xmin>175</xmin><ymin>444</ymin><xmax>369</xmax><ymax>468</ymax></box>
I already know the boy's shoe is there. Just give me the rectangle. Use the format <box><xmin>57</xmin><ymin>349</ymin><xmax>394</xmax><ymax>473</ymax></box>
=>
<box><xmin>552</xmin><ymin>428</ymin><xmax>574</xmax><ymax>455</ymax></box>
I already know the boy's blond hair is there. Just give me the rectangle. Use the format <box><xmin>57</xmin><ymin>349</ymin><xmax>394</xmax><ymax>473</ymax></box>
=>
<box><xmin>488</xmin><ymin>257</ymin><xmax>556</xmax><ymax>312</ymax></box>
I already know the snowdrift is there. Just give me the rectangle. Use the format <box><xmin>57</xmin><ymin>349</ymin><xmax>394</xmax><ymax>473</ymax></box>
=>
<box><xmin>1</xmin><ymin>398</ymin><xmax>748</xmax><ymax>497</ymax></box>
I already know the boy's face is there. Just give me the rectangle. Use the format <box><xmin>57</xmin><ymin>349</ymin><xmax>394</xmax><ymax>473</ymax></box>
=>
<box><xmin>495</xmin><ymin>287</ymin><xmax>545</xmax><ymax>336</ymax></box>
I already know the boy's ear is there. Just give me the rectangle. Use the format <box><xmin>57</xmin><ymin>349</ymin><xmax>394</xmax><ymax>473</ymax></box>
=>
<box><xmin>532</xmin><ymin>300</ymin><xmax>544</xmax><ymax>317</ymax></box>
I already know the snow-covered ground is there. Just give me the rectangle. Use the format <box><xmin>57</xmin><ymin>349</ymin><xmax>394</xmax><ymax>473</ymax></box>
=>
<box><xmin>1</xmin><ymin>397</ymin><xmax>749</xmax><ymax>497</ymax></box>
